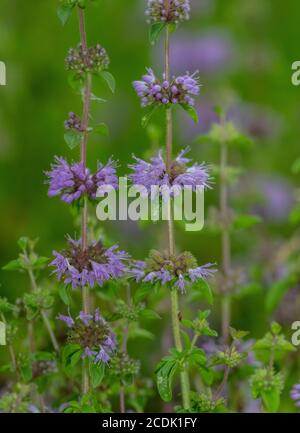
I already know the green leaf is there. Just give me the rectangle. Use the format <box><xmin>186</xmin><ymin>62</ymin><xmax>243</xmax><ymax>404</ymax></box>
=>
<box><xmin>2</xmin><ymin>258</ymin><xmax>24</xmax><ymax>271</ymax></box>
<box><xmin>59</xmin><ymin>285</ymin><xmax>71</xmax><ymax>305</ymax></box>
<box><xmin>291</xmin><ymin>157</ymin><xmax>300</xmax><ymax>174</ymax></box>
<box><xmin>0</xmin><ymin>321</ymin><xmax>6</xmax><ymax>346</ymax></box>
<box><xmin>64</xmin><ymin>130</ymin><xmax>83</xmax><ymax>150</ymax></box>
<box><xmin>271</xmin><ymin>322</ymin><xmax>282</xmax><ymax>336</ymax></box>
<box><xmin>140</xmin><ymin>309</ymin><xmax>161</xmax><ymax>320</ymax></box>
<box><xmin>180</xmin><ymin>104</ymin><xmax>199</xmax><ymax>123</ymax></box>
<box><xmin>133</xmin><ymin>284</ymin><xmax>149</xmax><ymax>305</ymax></box>
<box><xmin>262</xmin><ymin>388</ymin><xmax>280</xmax><ymax>413</ymax></box>
<box><xmin>20</xmin><ymin>360</ymin><xmax>32</xmax><ymax>382</ymax></box>
<box><xmin>141</xmin><ymin>105</ymin><xmax>158</xmax><ymax>128</ymax></box>
<box><xmin>289</xmin><ymin>204</ymin><xmax>300</xmax><ymax>224</ymax></box>
<box><xmin>90</xmin><ymin>362</ymin><xmax>105</xmax><ymax>388</ymax></box>
<box><xmin>68</xmin><ymin>72</ymin><xmax>85</xmax><ymax>92</ymax></box>
<box><xmin>17</xmin><ymin>237</ymin><xmax>29</xmax><ymax>250</ymax></box>
<box><xmin>167</xmin><ymin>23</ymin><xmax>177</xmax><ymax>33</ymax></box>
<box><xmin>266</xmin><ymin>274</ymin><xmax>297</xmax><ymax>313</ymax></box>
<box><xmin>94</xmin><ymin>122</ymin><xmax>109</xmax><ymax>136</ymax></box>
<box><xmin>188</xmin><ymin>347</ymin><xmax>207</xmax><ymax>366</ymax></box>
<box><xmin>99</xmin><ymin>71</ymin><xmax>116</xmax><ymax>93</ymax></box>
<box><xmin>62</xmin><ymin>344</ymin><xmax>82</xmax><ymax>372</ymax></box>
<box><xmin>229</xmin><ymin>327</ymin><xmax>249</xmax><ymax>341</ymax></box>
<box><xmin>192</xmin><ymin>279</ymin><xmax>214</xmax><ymax>305</ymax></box>
<box><xmin>233</xmin><ymin>214</ymin><xmax>262</xmax><ymax>230</ymax></box>
<box><xmin>90</xmin><ymin>93</ymin><xmax>106</xmax><ymax>103</ymax></box>
<box><xmin>34</xmin><ymin>351</ymin><xmax>55</xmax><ymax>362</ymax></box>
<box><xmin>57</xmin><ymin>3</ymin><xmax>75</xmax><ymax>26</ymax></box>
<box><xmin>155</xmin><ymin>359</ymin><xmax>178</xmax><ymax>402</ymax></box>
<box><xmin>149</xmin><ymin>22</ymin><xmax>165</xmax><ymax>45</ymax></box>
<box><xmin>128</xmin><ymin>327</ymin><xmax>154</xmax><ymax>340</ymax></box>
<box><xmin>32</xmin><ymin>256</ymin><xmax>49</xmax><ymax>269</ymax></box>
<box><xmin>199</xmin><ymin>365</ymin><xmax>214</xmax><ymax>386</ymax></box>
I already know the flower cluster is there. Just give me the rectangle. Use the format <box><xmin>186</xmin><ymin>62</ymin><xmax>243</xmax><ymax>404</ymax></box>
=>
<box><xmin>46</xmin><ymin>157</ymin><xmax>118</xmax><ymax>204</ymax></box>
<box><xmin>145</xmin><ymin>0</ymin><xmax>191</xmax><ymax>25</ymax></box>
<box><xmin>51</xmin><ymin>237</ymin><xmax>129</xmax><ymax>289</ymax></box>
<box><xmin>58</xmin><ymin>309</ymin><xmax>116</xmax><ymax>363</ymax></box>
<box><xmin>65</xmin><ymin>43</ymin><xmax>109</xmax><ymax>76</ymax></box>
<box><xmin>64</xmin><ymin>112</ymin><xmax>83</xmax><ymax>131</ymax></box>
<box><xmin>133</xmin><ymin>68</ymin><xmax>200</xmax><ymax>107</ymax></box>
<box><xmin>110</xmin><ymin>351</ymin><xmax>141</xmax><ymax>380</ymax></box>
<box><xmin>129</xmin><ymin>148</ymin><xmax>210</xmax><ymax>193</ymax></box>
<box><xmin>130</xmin><ymin>249</ymin><xmax>216</xmax><ymax>293</ymax></box>
<box><xmin>291</xmin><ymin>383</ymin><xmax>300</xmax><ymax>408</ymax></box>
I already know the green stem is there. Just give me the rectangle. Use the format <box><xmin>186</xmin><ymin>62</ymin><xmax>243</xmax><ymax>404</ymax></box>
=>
<box><xmin>171</xmin><ymin>290</ymin><xmax>190</xmax><ymax>409</ymax></box>
<box><xmin>78</xmin><ymin>7</ymin><xmax>92</xmax><ymax>394</ymax></box>
<box><xmin>164</xmin><ymin>23</ymin><xmax>190</xmax><ymax>410</ymax></box>
<box><xmin>220</xmin><ymin>120</ymin><xmax>231</xmax><ymax>343</ymax></box>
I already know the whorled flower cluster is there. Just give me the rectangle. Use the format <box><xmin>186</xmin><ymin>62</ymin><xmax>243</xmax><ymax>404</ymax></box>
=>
<box><xmin>58</xmin><ymin>309</ymin><xmax>116</xmax><ymax>363</ymax></box>
<box><xmin>129</xmin><ymin>148</ymin><xmax>210</xmax><ymax>194</ymax></box>
<box><xmin>46</xmin><ymin>157</ymin><xmax>118</xmax><ymax>203</ymax></box>
<box><xmin>65</xmin><ymin>43</ymin><xmax>109</xmax><ymax>76</ymax></box>
<box><xmin>145</xmin><ymin>0</ymin><xmax>191</xmax><ymax>24</ymax></box>
<box><xmin>64</xmin><ymin>112</ymin><xmax>83</xmax><ymax>132</ymax></box>
<box><xmin>51</xmin><ymin>237</ymin><xmax>129</xmax><ymax>289</ymax></box>
<box><xmin>130</xmin><ymin>249</ymin><xmax>216</xmax><ymax>293</ymax></box>
<box><xmin>133</xmin><ymin>68</ymin><xmax>200</xmax><ymax>107</ymax></box>
<box><xmin>291</xmin><ymin>383</ymin><xmax>300</xmax><ymax>408</ymax></box>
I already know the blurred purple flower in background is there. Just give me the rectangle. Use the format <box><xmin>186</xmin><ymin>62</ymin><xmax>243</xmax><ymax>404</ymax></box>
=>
<box><xmin>252</xmin><ymin>176</ymin><xmax>294</xmax><ymax>223</ymax></box>
<box><xmin>178</xmin><ymin>99</ymin><xmax>284</xmax><ymax>142</ymax></box>
<box><xmin>291</xmin><ymin>383</ymin><xmax>300</xmax><ymax>408</ymax></box>
<box><xmin>169</xmin><ymin>30</ymin><xmax>236</xmax><ymax>75</ymax></box>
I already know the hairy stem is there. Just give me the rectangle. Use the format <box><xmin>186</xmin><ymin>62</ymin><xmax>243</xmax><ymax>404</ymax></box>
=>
<box><xmin>220</xmin><ymin>127</ymin><xmax>231</xmax><ymax>343</ymax></box>
<box><xmin>164</xmin><ymin>25</ymin><xmax>190</xmax><ymax>410</ymax></box>
<box><xmin>78</xmin><ymin>6</ymin><xmax>92</xmax><ymax>394</ymax></box>
<box><xmin>41</xmin><ymin>310</ymin><xmax>59</xmax><ymax>352</ymax></box>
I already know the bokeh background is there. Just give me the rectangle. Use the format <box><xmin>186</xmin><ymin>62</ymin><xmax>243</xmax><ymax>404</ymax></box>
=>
<box><xmin>0</xmin><ymin>0</ymin><xmax>300</xmax><ymax>412</ymax></box>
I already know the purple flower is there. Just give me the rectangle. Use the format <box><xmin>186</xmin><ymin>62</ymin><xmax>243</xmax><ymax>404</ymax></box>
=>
<box><xmin>95</xmin><ymin>347</ymin><xmax>111</xmax><ymax>363</ymax></box>
<box><xmin>129</xmin><ymin>148</ymin><xmax>210</xmax><ymax>193</ymax></box>
<box><xmin>291</xmin><ymin>383</ymin><xmax>300</xmax><ymax>408</ymax></box>
<box><xmin>58</xmin><ymin>309</ymin><xmax>116</xmax><ymax>364</ymax></box>
<box><xmin>175</xmin><ymin>274</ymin><xmax>186</xmax><ymax>293</ymax></box>
<box><xmin>51</xmin><ymin>237</ymin><xmax>129</xmax><ymax>289</ymax></box>
<box><xmin>79</xmin><ymin>311</ymin><xmax>93</xmax><ymax>326</ymax></box>
<box><xmin>145</xmin><ymin>0</ymin><xmax>191</xmax><ymax>24</ymax></box>
<box><xmin>129</xmin><ymin>250</ymin><xmax>216</xmax><ymax>294</ymax></box>
<box><xmin>133</xmin><ymin>69</ymin><xmax>200</xmax><ymax>107</ymax></box>
<box><xmin>188</xmin><ymin>263</ymin><xmax>217</xmax><ymax>282</ymax></box>
<box><xmin>130</xmin><ymin>260</ymin><xmax>147</xmax><ymax>282</ymax></box>
<box><xmin>57</xmin><ymin>313</ymin><xmax>74</xmax><ymax>328</ymax></box>
<box><xmin>46</xmin><ymin>157</ymin><xmax>118</xmax><ymax>204</ymax></box>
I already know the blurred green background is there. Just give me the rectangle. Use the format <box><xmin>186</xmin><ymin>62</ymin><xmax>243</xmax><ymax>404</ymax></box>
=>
<box><xmin>0</xmin><ymin>0</ymin><xmax>300</xmax><ymax>411</ymax></box>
